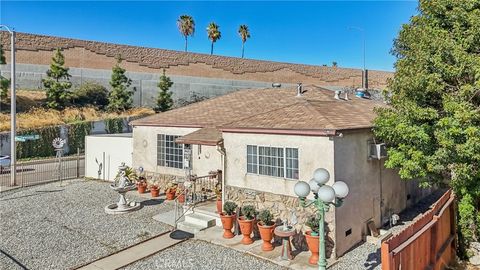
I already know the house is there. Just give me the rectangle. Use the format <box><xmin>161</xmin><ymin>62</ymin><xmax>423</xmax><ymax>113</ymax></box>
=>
<box><xmin>130</xmin><ymin>86</ymin><xmax>428</xmax><ymax>258</ymax></box>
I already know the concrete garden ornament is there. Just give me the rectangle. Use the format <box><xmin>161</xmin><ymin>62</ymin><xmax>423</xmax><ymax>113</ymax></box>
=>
<box><xmin>105</xmin><ymin>163</ymin><xmax>141</xmax><ymax>214</ymax></box>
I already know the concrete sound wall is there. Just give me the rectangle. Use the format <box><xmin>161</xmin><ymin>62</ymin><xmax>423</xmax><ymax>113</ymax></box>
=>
<box><xmin>0</xmin><ymin>32</ymin><xmax>393</xmax><ymax>91</ymax></box>
<box><xmin>0</xmin><ymin>63</ymin><xmax>279</xmax><ymax>107</ymax></box>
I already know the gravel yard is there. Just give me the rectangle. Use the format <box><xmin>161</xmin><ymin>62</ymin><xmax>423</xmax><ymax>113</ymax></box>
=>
<box><xmin>122</xmin><ymin>239</ymin><xmax>287</xmax><ymax>270</ymax></box>
<box><xmin>0</xmin><ymin>179</ymin><xmax>173</xmax><ymax>270</ymax></box>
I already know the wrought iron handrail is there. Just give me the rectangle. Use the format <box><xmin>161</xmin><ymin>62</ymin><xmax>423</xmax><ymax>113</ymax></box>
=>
<box><xmin>172</xmin><ymin>172</ymin><xmax>221</xmax><ymax>231</ymax></box>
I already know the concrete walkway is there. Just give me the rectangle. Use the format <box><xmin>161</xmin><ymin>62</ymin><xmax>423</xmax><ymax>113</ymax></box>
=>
<box><xmin>77</xmin><ymin>232</ymin><xmax>185</xmax><ymax>270</ymax></box>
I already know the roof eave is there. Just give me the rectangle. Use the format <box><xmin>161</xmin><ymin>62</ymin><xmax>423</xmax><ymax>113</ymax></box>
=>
<box><xmin>219</xmin><ymin>128</ymin><xmax>338</xmax><ymax>137</ymax></box>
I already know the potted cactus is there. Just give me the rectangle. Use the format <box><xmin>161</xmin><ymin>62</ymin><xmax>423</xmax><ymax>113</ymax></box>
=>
<box><xmin>305</xmin><ymin>215</ymin><xmax>320</xmax><ymax>265</ymax></box>
<box><xmin>220</xmin><ymin>201</ymin><xmax>237</xmax><ymax>238</ymax></box>
<box><xmin>150</xmin><ymin>183</ymin><xmax>160</xmax><ymax>197</ymax></box>
<box><xmin>239</xmin><ymin>205</ymin><xmax>257</xmax><ymax>245</ymax></box>
<box><xmin>257</xmin><ymin>209</ymin><xmax>275</xmax><ymax>251</ymax></box>
<box><xmin>164</xmin><ymin>182</ymin><xmax>177</xmax><ymax>200</ymax></box>
<box><xmin>136</xmin><ymin>176</ymin><xmax>147</xmax><ymax>194</ymax></box>
<box><xmin>176</xmin><ymin>185</ymin><xmax>185</xmax><ymax>203</ymax></box>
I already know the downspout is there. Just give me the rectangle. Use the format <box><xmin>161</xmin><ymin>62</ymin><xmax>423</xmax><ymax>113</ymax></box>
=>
<box><xmin>216</xmin><ymin>142</ymin><xmax>226</xmax><ymax>210</ymax></box>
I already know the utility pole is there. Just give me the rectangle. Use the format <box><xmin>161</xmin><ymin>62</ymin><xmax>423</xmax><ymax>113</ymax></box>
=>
<box><xmin>1</xmin><ymin>25</ymin><xmax>16</xmax><ymax>186</ymax></box>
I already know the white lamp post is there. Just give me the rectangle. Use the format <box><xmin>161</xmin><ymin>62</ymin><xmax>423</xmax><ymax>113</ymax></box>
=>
<box><xmin>294</xmin><ymin>168</ymin><xmax>349</xmax><ymax>270</ymax></box>
<box><xmin>1</xmin><ymin>25</ymin><xmax>16</xmax><ymax>186</ymax></box>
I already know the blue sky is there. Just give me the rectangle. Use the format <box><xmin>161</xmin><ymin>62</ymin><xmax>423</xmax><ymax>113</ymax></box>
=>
<box><xmin>1</xmin><ymin>1</ymin><xmax>418</xmax><ymax>71</ymax></box>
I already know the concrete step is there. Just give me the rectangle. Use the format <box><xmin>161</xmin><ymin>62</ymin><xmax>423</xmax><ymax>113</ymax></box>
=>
<box><xmin>192</xmin><ymin>208</ymin><xmax>222</xmax><ymax>227</ymax></box>
<box><xmin>184</xmin><ymin>213</ymin><xmax>216</xmax><ymax>227</ymax></box>
<box><xmin>177</xmin><ymin>221</ymin><xmax>207</xmax><ymax>234</ymax></box>
<box><xmin>152</xmin><ymin>209</ymin><xmax>184</xmax><ymax>226</ymax></box>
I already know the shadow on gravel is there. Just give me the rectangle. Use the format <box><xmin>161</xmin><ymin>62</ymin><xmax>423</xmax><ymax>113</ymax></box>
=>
<box><xmin>0</xmin><ymin>249</ymin><xmax>29</xmax><ymax>270</ymax></box>
<box><xmin>363</xmin><ymin>248</ymin><xmax>381</xmax><ymax>270</ymax></box>
<box><xmin>141</xmin><ymin>198</ymin><xmax>165</xmax><ymax>206</ymax></box>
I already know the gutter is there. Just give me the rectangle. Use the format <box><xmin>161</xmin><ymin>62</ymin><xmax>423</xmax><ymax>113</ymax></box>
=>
<box><xmin>216</xmin><ymin>142</ymin><xmax>226</xmax><ymax>211</ymax></box>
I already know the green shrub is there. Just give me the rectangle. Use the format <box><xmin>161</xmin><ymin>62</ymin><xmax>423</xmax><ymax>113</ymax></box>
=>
<box><xmin>72</xmin><ymin>82</ymin><xmax>109</xmax><ymax>109</ymax></box>
<box><xmin>241</xmin><ymin>205</ymin><xmax>257</xmax><ymax>220</ymax></box>
<box><xmin>306</xmin><ymin>215</ymin><xmax>320</xmax><ymax>235</ymax></box>
<box><xmin>258</xmin><ymin>209</ymin><xmax>274</xmax><ymax>226</ymax></box>
<box><xmin>223</xmin><ymin>201</ymin><xmax>237</xmax><ymax>216</ymax></box>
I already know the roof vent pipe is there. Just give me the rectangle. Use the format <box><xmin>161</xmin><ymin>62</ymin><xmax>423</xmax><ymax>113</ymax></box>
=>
<box><xmin>334</xmin><ymin>90</ymin><xmax>341</xmax><ymax>100</ymax></box>
<box><xmin>296</xmin><ymin>83</ymin><xmax>303</xmax><ymax>97</ymax></box>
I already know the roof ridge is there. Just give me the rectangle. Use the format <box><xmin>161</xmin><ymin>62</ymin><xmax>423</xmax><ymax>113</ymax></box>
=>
<box><xmin>219</xmin><ymin>99</ymin><xmax>301</xmax><ymax>128</ymax></box>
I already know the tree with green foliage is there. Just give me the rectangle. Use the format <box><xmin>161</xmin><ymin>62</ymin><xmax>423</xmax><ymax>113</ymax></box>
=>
<box><xmin>155</xmin><ymin>69</ymin><xmax>174</xmax><ymax>112</ymax></box>
<box><xmin>0</xmin><ymin>45</ymin><xmax>9</xmax><ymax>100</ymax></box>
<box><xmin>238</xmin><ymin>25</ymin><xmax>250</xmax><ymax>59</ymax></box>
<box><xmin>373</xmin><ymin>0</ymin><xmax>480</xmax><ymax>256</ymax></box>
<box><xmin>207</xmin><ymin>22</ymin><xmax>221</xmax><ymax>55</ymax></box>
<box><xmin>177</xmin><ymin>15</ymin><xmax>195</xmax><ymax>52</ymax></box>
<box><xmin>107</xmin><ymin>56</ymin><xmax>133</xmax><ymax>112</ymax></box>
<box><xmin>42</xmin><ymin>48</ymin><xmax>72</xmax><ymax>109</ymax></box>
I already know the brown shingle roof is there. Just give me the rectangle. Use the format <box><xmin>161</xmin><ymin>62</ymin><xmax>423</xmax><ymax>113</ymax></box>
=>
<box><xmin>176</xmin><ymin>128</ymin><xmax>223</xmax><ymax>146</ymax></box>
<box><xmin>131</xmin><ymin>87</ymin><xmax>384</xmax><ymax>135</ymax></box>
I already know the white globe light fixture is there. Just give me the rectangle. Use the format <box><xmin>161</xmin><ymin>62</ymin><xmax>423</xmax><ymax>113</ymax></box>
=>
<box><xmin>294</xmin><ymin>168</ymin><xmax>349</xmax><ymax>270</ymax></box>
<box><xmin>317</xmin><ymin>185</ymin><xmax>336</xmax><ymax>203</ymax></box>
<box><xmin>294</xmin><ymin>181</ymin><xmax>311</xmax><ymax>198</ymax></box>
<box><xmin>313</xmin><ymin>168</ymin><xmax>330</xmax><ymax>185</ymax></box>
<box><xmin>308</xmin><ymin>178</ymin><xmax>320</xmax><ymax>193</ymax></box>
<box><xmin>332</xmin><ymin>181</ymin><xmax>349</xmax><ymax>199</ymax></box>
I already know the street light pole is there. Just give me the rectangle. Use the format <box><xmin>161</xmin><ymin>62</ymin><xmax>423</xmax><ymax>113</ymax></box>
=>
<box><xmin>1</xmin><ymin>25</ymin><xmax>16</xmax><ymax>186</ymax></box>
<box><xmin>349</xmin><ymin>27</ymin><xmax>366</xmax><ymax>88</ymax></box>
<box><xmin>294</xmin><ymin>168</ymin><xmax>349</xmax><ymax>270</ymax></box>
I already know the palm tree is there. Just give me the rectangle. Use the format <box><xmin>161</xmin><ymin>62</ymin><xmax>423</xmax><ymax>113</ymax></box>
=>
<box><xmin>177</xmin><ymin>15</ymin><xmax>195</xmax><ymax>52</ymax></box>
<box><xmin>207</xmin><ymin>22</ymin><xmax>221</xmax><ymax>55</ymax></box>
<box><xmin>238</xmin><ymin>25</ymin><xmax>251</xmax><ymax>58</ymax></box>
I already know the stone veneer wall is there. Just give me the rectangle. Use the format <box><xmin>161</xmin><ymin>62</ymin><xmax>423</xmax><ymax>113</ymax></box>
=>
<box><xmin>225</xmin><ymin>185</ymin><xmax>336</xmax><ymax>259</ymax></box>
<box><xmin>1</xmin><ymin>32</ymin><xmax>393</xmax><ymax>89</ymax></box>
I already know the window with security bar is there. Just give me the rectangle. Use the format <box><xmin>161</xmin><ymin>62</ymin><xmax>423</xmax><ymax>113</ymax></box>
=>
<box><xmin>157</xmin><ymin>134</ymin><xmax>184</xmax><ymax>169</ymax></box>
<box><xmin>247</xmin><ymin>145</ymin><xmax>299</xmax><ymax>179</ymax></box>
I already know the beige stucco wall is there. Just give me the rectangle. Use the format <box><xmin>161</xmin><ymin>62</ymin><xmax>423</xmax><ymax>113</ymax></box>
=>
<box><xmin>132</xmin><ymin>126</ymin><xmax>222</xmax><ymax>176</ymax></box>
<box><xmin>332</xmin><ymin>130</ymin><xmax>428</xmax><ymax>256</ymax></box>
<box><xmin>222</xmin><ymin>132</ymin><xmax>335</xmax><ymax>197</ymax></box>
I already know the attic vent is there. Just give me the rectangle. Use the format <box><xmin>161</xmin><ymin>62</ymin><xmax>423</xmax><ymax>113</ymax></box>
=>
<box><xmin>368</xmin><ymin>142</ymin><xmax>387</xmax><ymax>160</ymax></box>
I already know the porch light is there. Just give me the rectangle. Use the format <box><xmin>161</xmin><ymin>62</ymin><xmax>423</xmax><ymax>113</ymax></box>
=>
<box><xmin>308</xmin><ymin>178</ymin><xmax>320</xmax><ymax>193</ymax></box>
<box><xmin>332</xmin><ymin>181</ymin><xmax>349</xmax><ymax>199</ymax></box>
<box><xmin>313</xmin><ymin>168</ymin><xmax>329</xmax><ymax>185</ymax></box>
<box><xmin>294</xmin><ymin>181</ymin><xmax>310</xmax><ymax>198</ymax></box>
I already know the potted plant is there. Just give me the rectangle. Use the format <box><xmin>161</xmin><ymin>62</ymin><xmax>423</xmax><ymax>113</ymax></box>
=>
<box><xmin>239</xmin><ymin>205</ymin><xmax>257</xmax><ymax>245</ymax></box>
<box><xmin>220</xmin><ymin>201</ymin><xmax>237</xmax><ymax>239</ymax></box>
<box><xmin>165</xmin><ymin>182</ymin><xmax>177</xmax><ymax>200</ymax></box>
<box><xmin>176</xmin><ymin>185</ymin><xmax>185</xmax><ymax>203</ymax></box>
<box><xmin>257</xmin><ymin>209</ymin><xmax>275</xmax><ymax>251</ymax></box>
<box><xmin>214</xmin><ymin>184</ymin><xmax>222</xmax><ymax>213</ymax></box>
<box><xmin>305</xmin><ymin>215</ymin><xmax>320</xmax><ymax>265</ymax></box>
<box><xmin>150</xmin><ymin>183</ymin><xmax>160</xmax><ymax>197</ymax></box>
<box><xmin>136</xmin><ymin>177</ymin><xmax>147</xmax><ymax>194</ymax></box>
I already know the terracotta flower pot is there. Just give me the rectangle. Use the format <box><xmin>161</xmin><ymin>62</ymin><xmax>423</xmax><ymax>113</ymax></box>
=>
<box><xmin>216</xmin><ymin>198</ymin><xmax>222</xmax><ymax>213</ymax></box>
<box><xmin>165</xmin><ymin>191</ymin><xmax>175</xmax><ymax>200</ymax></box>
<box><xmin>177</xmin><ymin>194</ymin><xmax>185</xmax><ymax>203</ymax></box>
<box><xmin>150</xmin><ymin>187</ymin><xmax>159</xmax><ymax>197</ymax></box>
<box><xmin>258</xmin><ymin>223</ymin><xmax>275</xmax><ymax>251</ymax></box>
<box><xmin>220</xmin><ymin>213</ymin><xmax>235</xmax><ymax>239</ymax></box>
<box><xmin>238</xmin><ymin>217</ymin><xmax>254</xmax><ymax>245</ymax></box>
<box><xmin>305</xmin><ymin>231</ymin><xmax>319</xmax><ymax>265</ymax></box>
<box><xmin>137</xmin><ymin>183</ymin><xmax>147</xmax><ymax>194</ymax></box>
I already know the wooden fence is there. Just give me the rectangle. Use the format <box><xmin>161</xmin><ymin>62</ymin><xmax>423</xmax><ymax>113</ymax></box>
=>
<box><xmin>381</xmin><ymin>189</ymin><xmax>456</xmax><ymax>270</ymax></box>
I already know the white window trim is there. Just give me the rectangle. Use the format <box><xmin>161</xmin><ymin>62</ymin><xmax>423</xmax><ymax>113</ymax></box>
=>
<box><xmin>246</xmin><ymin>145</ymin><xmax>299</xmax><ymax>180</ymax></box>
<box><xmin>157</xmin><ymin>134</ymin><xmax>187</xmax><ymax>169</ymax></box>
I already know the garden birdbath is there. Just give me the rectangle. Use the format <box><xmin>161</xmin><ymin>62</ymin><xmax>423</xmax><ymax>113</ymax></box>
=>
<box><xmin>105</xmin><ymin>163</ymin><xmax>141</xmax><ymax>214</ymax></box>
<box><xmin>274</xmin><ymin>225</ymin><xmax>296</xmax><ymax>260</ymax></box>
